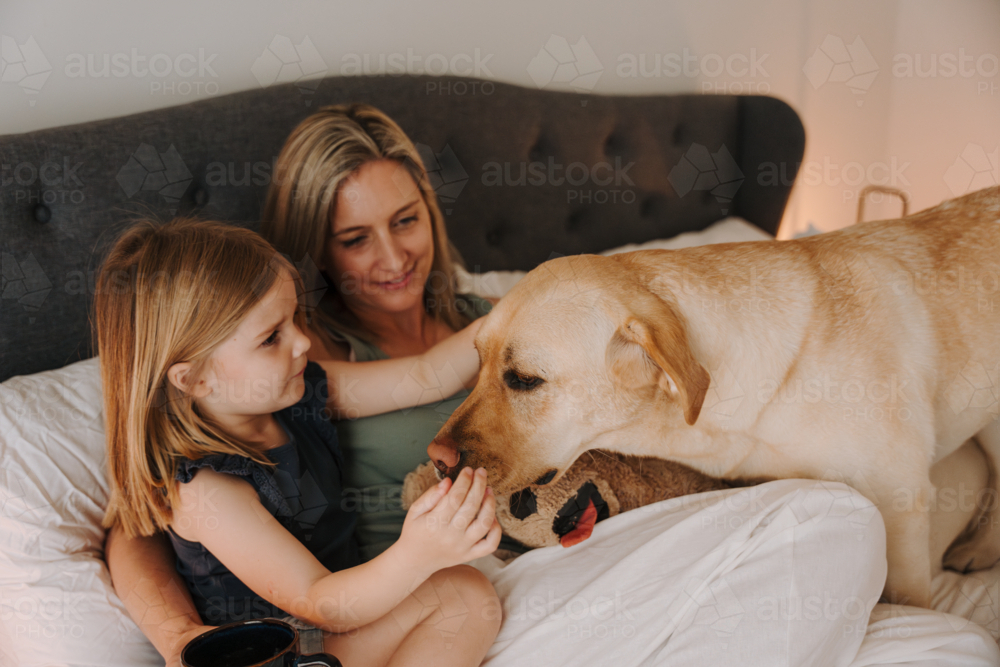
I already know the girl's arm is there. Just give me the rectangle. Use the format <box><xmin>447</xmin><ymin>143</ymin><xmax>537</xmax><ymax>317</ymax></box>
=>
<box><xmin>172</xmin><ymin>465</ymin><xmax>500</xmax><ymax>633</ymax></box>
<box><xmin>314</xmin><ymin>317</ymin><xmax>486</xmax><ymax>419</ymax></box>
<box><xmin>104</xmin><ymin>526</ymin><xmax>213</xmax><ymax>666</ymax></box>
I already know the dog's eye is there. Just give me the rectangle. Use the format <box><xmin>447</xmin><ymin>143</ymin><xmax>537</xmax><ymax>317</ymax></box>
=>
<box><xmin>504</xmin><ymin>370</ymin><xmax>544</xmax><ymax>391</ymax></box>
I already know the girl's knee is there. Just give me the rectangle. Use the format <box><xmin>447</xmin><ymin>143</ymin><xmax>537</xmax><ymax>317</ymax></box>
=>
<box><xmin>430</xmin><ymin>565</ymin><xmax>502</xmax><ymax>632</ymax></box>
<box><xmin>430</xmin><ymin>564</ymin><xmax>492</xmax><ymax>592</ymax></box>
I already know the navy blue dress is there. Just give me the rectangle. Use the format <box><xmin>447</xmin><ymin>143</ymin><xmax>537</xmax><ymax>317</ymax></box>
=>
<box><xmin>168</xmin><ymin>361</ymin><xmax>361</xmax><ymax>625</ymax></box>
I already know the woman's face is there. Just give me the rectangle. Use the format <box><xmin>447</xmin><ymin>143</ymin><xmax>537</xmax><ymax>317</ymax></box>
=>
<box><xmin>323</xmin><ymin>159</ymin><xmax>435</xmax><ymax>318</ymax></box>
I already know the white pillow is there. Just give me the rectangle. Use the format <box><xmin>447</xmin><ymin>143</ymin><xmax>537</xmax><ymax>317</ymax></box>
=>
<box><xmin>0</xmin><ymin>357</ymin><xmax>163</xmax><ymax>667</ymax></box>
<box><xmin>0</xmin><ymin>217</ymin><xmax>770</xmax><ymax>666</ymax></box>
<box><xmin>454</xmin><ymin>216</ymin><xmax>772</xmax><ymax>299</ymax></box>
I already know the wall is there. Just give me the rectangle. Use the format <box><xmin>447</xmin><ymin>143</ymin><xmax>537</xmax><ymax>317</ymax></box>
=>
<box><xmin>1</xmin><ymin>0</ymin><xmax>997</xmax><ymax>237</ymax></box>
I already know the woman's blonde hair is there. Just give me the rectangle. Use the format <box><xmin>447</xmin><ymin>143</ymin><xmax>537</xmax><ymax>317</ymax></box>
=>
<box><xmin>262</xmin><ymin>103</ymin><xmax>471</xmax><ymax>346</ymax></box>
<box><xmin>95</xmin><ymin>218</ymin><xmax>296</xmax><ymax>538</ymax></box>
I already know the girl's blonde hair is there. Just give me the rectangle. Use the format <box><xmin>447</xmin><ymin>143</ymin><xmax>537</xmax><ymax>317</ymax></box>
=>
<box><xmin>261</xmin><ymin>103</ymin><xmax>471</xmax><ymax>346</ymax></box>
<box><xmin>96</xmin><ymin>218</ymin><xmax>295</xmax><ymax>538</ymax></box>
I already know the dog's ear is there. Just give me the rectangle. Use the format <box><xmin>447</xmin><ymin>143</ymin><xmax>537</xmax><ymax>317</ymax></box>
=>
<box><xmin>606</xmin><ymin>314</ymin><xmax>709</xmax><ymax>426</ymax></box>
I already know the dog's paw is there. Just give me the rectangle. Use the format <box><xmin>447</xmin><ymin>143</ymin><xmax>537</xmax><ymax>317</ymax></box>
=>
<box><xmin>942</xmin><ymin>529</ymin><xmax>1000</xmax><ymax>573</ymax></box>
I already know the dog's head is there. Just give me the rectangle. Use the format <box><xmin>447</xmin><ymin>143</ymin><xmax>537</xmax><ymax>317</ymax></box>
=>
<box><xmin>428</xmin><ymin>254</ymin><xmax>710</xmax><ymax>495</ymax></box>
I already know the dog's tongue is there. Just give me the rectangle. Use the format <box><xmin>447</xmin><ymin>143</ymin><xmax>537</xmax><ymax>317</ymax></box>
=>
<box><xmin>559</xmin><ymin>499</ymin><xmax>598</xmax><ymax>547</ymax></box>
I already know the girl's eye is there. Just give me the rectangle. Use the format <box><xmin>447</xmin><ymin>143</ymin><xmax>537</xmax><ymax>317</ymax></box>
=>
<box><xmin>397</xmin><ymin>215</ymin><xmax>417</xmax><ymax>226</ymax></box>
<box><xmin>262</xmin><ymin>331</ymin><xmax>279</xmax><ymax>347</ymax></box>
<box><xmin>342</xmin><ymin>235</ymin><xmax>365</xmax><ymax>248</ymax></box>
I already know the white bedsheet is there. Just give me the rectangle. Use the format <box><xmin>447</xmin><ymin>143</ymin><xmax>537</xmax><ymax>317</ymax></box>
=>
<box><xmin>468</xmin><ymin>480</ymin><xmax>1000</xmax><ymax>666</ymax></box>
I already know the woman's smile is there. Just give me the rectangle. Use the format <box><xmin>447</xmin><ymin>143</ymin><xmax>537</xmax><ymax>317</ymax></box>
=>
<box><xmin>373</xmin><ymin>269</ymin><xmax>414</xmax><ymax>291</ymax></box>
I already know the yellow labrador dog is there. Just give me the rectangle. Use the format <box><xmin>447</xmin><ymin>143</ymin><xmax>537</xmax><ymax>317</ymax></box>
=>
<box><xmin>428</xmin><ymin>186</ymin><xmax>1000</xmax><ymax>609</ymax></box>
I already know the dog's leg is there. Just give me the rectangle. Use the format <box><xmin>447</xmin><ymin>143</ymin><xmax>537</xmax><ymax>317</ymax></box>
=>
<box><xmin>882</xmin><ymin>483</ymin><xmax>934</xmax><ymax>608</ymax></box>
<box><xmin>943</xmin><ymin>419</ymin><xmax>1000</xmax><ymax>572</ymax></box>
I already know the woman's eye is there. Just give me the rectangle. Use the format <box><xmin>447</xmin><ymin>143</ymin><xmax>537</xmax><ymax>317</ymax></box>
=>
<box><xmin>262</xmin><ymin>331</ymin><xmax>279</xmax><ymax>347</ymax></box>
<box><xmin>396</xmin><ymin>215</ymin><xmax>418</xmax><ymax>227</ymax></box>
<box><xmin>342</xmin><ymin>236</ymin><xmax>365</xmax><ymax>248</ymax></box>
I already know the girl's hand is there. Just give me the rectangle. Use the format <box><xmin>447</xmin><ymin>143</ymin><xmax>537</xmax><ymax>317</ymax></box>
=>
<box><xmin>400</xmin><ymin>466</ymin><xmax>502</xmax><ymax>573</ymax></box>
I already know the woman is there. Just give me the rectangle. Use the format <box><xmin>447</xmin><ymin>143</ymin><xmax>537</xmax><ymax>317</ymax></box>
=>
<box><xmin>259</xmin><ymin>104</ymin><xmax>509</xmax><ymax>561</ymax></box>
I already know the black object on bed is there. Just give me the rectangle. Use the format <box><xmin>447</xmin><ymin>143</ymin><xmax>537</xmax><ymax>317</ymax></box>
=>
<box><xmin>0</xmin><ymin>75</ymin><xmax>805</xmax><ymax>381</ymax></box>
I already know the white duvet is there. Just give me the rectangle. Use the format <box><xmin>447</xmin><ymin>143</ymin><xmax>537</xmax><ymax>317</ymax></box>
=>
<box><xmin>2</xmin><ymin>219</ymin><xmax>999</xmax><ymax>666</ymax></box>
<box><xmin>469</xmin><ymin>483</ymin><xmax>999</xmax><ymax>666</ymax></box>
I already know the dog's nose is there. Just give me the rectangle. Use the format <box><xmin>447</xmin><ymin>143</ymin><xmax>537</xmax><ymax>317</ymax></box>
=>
<box><xmin>428</xmin><ymin>436</ymin><xmax>463</xmax><ymax>478</ymax></box>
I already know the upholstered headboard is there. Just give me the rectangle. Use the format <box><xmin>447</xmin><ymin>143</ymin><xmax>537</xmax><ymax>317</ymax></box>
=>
<box><xmin>0</xmin><ymin>75</ymin><xmax>804</xmax><ymax>381</ymax></box>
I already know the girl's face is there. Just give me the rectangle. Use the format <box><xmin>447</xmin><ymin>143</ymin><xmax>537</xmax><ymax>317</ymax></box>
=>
<box><xmin>193</xmin><ymin>268</ymin><xmax>312</xmax><ymax>420</ymax></box>
<box><xmin>322</xmin><ymin>159</ymin><xmax>435</xmax><ymax>318</ymax></box>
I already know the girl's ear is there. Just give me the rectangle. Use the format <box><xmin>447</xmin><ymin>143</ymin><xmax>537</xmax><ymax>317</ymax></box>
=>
<box><xmin>167</xmin><ymin>362</ymin><xmax>213</xmax><ymax>398</ymax></box>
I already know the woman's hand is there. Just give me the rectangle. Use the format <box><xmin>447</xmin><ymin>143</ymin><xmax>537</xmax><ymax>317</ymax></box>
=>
<box><xmin>104</xmin><ymin>525</ymin><xmax>209</xmax><ymax>666</ymax></box>
<box><xmin>400</xmin><ymin>466</ymin><xmax>502</xmax><ymax>573</ymax></box>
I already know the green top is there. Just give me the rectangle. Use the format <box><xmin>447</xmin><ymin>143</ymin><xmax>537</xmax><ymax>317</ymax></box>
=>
<box><xmin>327</xmin><ymin>294</ymin><xmax>502</xmax><ymax>561</ymax></box>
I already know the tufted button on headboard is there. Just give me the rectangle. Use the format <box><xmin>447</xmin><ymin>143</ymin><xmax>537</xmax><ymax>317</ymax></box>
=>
<box><xmin>0</xmin><ymin>75</ymin><xmax>804</xmax><ymax>380</ymax></box>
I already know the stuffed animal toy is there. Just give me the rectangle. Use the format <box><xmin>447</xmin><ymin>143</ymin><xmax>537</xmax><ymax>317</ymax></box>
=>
<box><xmin>402</xmin><ymin>451</ymin><xmax>731</xmax><ymax>555</ymax></box>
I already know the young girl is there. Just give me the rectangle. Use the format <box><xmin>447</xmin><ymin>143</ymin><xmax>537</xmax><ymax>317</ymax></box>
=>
<box><xmin>97</xmin><ymin>218</ymin><xmax>502</xmax><ymax>665</ymax></box>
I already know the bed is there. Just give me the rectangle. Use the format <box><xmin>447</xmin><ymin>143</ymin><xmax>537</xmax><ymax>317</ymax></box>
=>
<box><xmin>1</xmin><ymin>75</ymin><xmax>998</xmax><ymax>665</ymax></box>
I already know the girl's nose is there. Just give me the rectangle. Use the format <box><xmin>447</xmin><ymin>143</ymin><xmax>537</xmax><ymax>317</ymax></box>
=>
<box><xmin>293</xmin><ymin>323</ymin><xmax>311</xmax><ymax>356</ymax></box>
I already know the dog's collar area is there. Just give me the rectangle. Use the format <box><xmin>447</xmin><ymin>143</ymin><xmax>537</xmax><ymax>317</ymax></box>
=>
<box><xmin>552</xmin><ymin>481</ymin><xmax>610</xmax><ymax>546</ymax></box>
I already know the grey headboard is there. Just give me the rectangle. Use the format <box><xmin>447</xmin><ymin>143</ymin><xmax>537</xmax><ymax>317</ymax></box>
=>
<box><xmin>0</xmin><ymin>75</ymin><xmax>804</xmax><ymax>381</ymax></box>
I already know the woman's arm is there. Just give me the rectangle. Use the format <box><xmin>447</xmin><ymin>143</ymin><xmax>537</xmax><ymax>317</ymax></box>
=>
<box><xmin>174</xmin><ymin>465</ymin><xmax>500</xmax><ymax>633</ymax></box>
<box><xmin>104</xmin><ymin>526</ymin><xmax>212</xmax><ymax>666</ymax></box>
<box><xmin>314</xmin><ymin>317</ymin><xmax>485</xmax><ymax>418</ymax></box>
